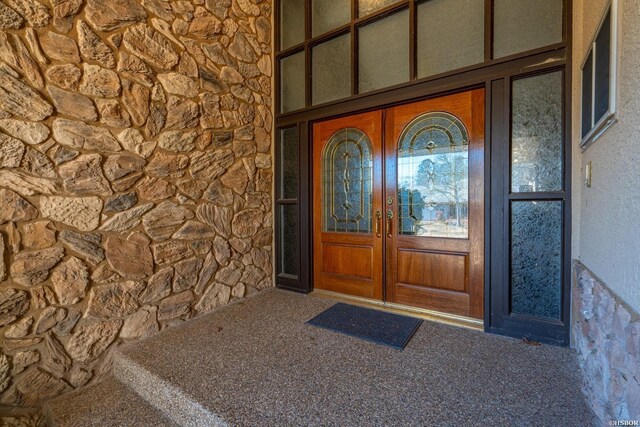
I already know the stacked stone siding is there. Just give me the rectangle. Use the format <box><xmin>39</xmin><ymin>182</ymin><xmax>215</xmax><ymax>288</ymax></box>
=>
<box><xmin>0</xmin><ymin>0</ymin><xmax>273</xmax><ymax>411</ymax></box>
<box><xmin>572</xmin><ymin>261</ymin><xmax>640</xmax><ymax>423</ymax></box>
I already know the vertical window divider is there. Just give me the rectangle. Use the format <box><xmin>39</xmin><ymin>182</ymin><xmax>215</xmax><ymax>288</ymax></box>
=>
<box><xmin>591</xmin><ymin>42</ymin><xmax>596</xmax><ymax>128</ymax></box>
<box><xmin>484</xmin><ymin>0</ymin><xmax>493</xmax><ymax>61</ymax></box>
<box><xmin>351</xmin><ymin>1</ymin><xmax>358</xmax><ymax>96</ymax></box>
<box><xmin>304</xmin><ymin>0</ymin><xmax>311</xmax><ymax>107</ymax></box>
<box><xmin>409</xmin><ymin>0</ymin><xmax>417</xmax><ymax>81</ymax></box>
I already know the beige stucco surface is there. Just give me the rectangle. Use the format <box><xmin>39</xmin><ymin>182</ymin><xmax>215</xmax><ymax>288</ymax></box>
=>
<box><xmin>573</xmin><ymin>0</ymin><xmax>640</xmax><ymax>314</ymax></box>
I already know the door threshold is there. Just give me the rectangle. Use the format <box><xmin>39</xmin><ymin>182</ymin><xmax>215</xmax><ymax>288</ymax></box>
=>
<box><xmin>310</xmin><ymin>289</ymin><xmax>484</xmax><ymax>331</ymax></box>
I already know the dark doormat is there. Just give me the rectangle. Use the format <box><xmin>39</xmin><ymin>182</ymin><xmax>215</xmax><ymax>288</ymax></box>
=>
<box><xmin>307</xmin><ymin>303</ymin><xmax>423</xmax><ymax>350</ymax></box>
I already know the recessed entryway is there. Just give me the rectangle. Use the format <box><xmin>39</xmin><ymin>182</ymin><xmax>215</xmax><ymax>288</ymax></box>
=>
<box><xmin>313</xmin><ymin>89</ymin><xmax>485</xmax><ymax>320</ymax></box>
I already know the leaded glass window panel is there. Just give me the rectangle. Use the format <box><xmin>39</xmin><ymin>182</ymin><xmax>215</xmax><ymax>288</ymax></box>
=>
<box><xmin>397</xmin><ymin>112</ymin><xmax>469</xmax><ymax>238</ymax></box>
<box><xmin>322</xmin><ymin>128</ymin><xmax>373</xmax><ymax>233</ymax></box>
<box><xmin>511</xmin><ymin>200</ymin><xmax>562</xmax><ymax>319</ymax></box>
<box><xmin>511</xmin><ymin>72</ymin><xmax>563</xmax><ymax>193</ymax></box>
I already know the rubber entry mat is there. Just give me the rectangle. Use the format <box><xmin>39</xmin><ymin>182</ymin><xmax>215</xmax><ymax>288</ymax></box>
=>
<box><xmin>307</xmin><ymin>303</ymin><xmax>423</xmax><ymax>350</ymax></box>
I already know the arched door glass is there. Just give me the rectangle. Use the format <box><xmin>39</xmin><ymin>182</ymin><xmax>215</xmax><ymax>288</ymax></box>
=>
<box><xmin>397</xmin><ymin>112</ymin><xmax>469</xmax><ymax>238</ymax></box>
<box><xmin>322</xmin><ymin>128</ymin><xmax>373</xmax><ymax>233</ymax></box>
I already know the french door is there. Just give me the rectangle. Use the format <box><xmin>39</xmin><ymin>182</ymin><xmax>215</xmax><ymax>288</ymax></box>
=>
<box><xmin>313</xmin><ymin>89</ymin><xmax>485</xmax><ymax>319</ymax></box>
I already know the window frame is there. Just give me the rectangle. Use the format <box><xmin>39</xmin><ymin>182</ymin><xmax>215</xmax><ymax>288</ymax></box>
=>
<box><xmin>580</xmin><ymin>0</ymin><xmax>618</xmax><ymax>148</ymax></box>
<box><xmin>275</xmin><ymin>0</ymin><xmax>570</xmax><ymax>116</ymax></box>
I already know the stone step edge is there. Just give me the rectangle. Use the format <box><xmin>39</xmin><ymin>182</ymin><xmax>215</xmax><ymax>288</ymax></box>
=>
<box><xmin>112</xmin><ymin>352</ymin><xmax>229</xmax><ymax>427</ymax></box>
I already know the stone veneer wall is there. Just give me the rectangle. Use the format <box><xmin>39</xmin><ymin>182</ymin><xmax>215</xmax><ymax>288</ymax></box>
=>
<box><xmin>572</xmin><ymin>262</ymin><xmax>640</xmax><ymax>423</ymax></box>
<box><xmin>0</xmin><ymin>0</ymin><xmax>273</xmax><ymax>411</ymax></box>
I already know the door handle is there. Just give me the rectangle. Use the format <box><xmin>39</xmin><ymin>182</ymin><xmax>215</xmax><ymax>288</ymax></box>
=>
<box><xmin>375</xmin><ymin>210</ymin><xmax>382</xmax><ymax>238</ymax></box>
<box><xmin>386</xmin><ymin>210</ymin><xmax>393</xmax><ymax>238</ymax></box>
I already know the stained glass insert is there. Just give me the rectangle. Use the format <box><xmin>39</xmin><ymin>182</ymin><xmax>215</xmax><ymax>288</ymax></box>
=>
<box><xmin>397</xmin><ymin>112</ymin><xmax>469</xmax><ymax>238</ymax></box>
<box><xmin>279</xmin><ymin>127</ymin><xmax>298</xmax><ymax>199</ymax></box>
<box><xmin>511</xmin><ymin>201</ymin><xmax>562</xmax><ymax>319</ymax></box>
<box><xmin>322</xmin><ymin>128</ymin><xmax>373</xmax><ymax>234</ymax></box>
<box><xmin>511</xmin><ymin>72</ymin><xmax>563</xmax><ymax>193</ymax></box>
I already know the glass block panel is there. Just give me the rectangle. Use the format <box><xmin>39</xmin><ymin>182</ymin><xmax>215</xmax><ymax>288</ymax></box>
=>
<box><xmin>312</xmin><ymin>0</ymin><xmax>350</xmax><ymax>37</ymax></box>
<box><xmin>398</xmin><ymin>112</ymin><xmax>469</xmax><ymax>238</ymax></box>
<box><xmin>280</xmin><ymin>0</ymin><xmax>305</xmax><ymax>50</ymax></box>
<box><xmin>312</xmin><ymin>34</ymin><xmax>351</xmax><ymax>105</ymax></box>
<box><xmin>581</xmin><ymin>51</ymin><xmax>593</xmax><ymax>139</ymax></box>
<box><xmin>358</xmin><ymin>9</ymin><xmax>409</xmax><ymax>93</ymax></box>
<box><xmin>511</xmin><ymin>201</ymin><xmax>562</xmax><ymax>320</ymax></box>
<box><xmin>511</xmin><ymin>72</ymin><xmax>563</xmax><ymax>193</ymax></box>
<box><xmin>494</xmin><ymin>0</ymin><xmax>563</xmax><ymax>58</ymax></box>
<box><xmin>279</xmin><ymin>127</ymin><xmax>298</xmax><ymax>199</ymax></box>
<box><xmin>359</xmin><ymin>0</ymin><xmax>397</xmax><ymax>17</ymax></box>
<box><xmin>279</xmin><ymin>204</ymin><xmax>299</xmax><ymax>276</ymax></box>
<box><xmin>417</xmin><ymin>0</ymin><xmax>484</xmax><ymax>78</ymax></box>
<box><xmin>280</xmin><ymin>51</ymin><xmax>305</xmax><ymax>113</ymax></box>
<box><xmin>322</xmin><ymin>128</ymin><xmax>373</xmax><ymax>233</ymax></box>
<box><xmin>594</xmin><ymin>10</ymin><xmax>611</xmax><ymax>124</ymax></box>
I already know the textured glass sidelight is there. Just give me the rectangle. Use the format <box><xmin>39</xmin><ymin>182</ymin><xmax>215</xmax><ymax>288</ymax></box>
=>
<box><xmin>511</xmin><ymin>72</ymin><xmax>563</xmax><ymax>193</ymax></box>
<box><xmin>358</xmin><ymin>9</ymin><xmax>409</xmax><ymax>93</ymax></box>
<box><xmin>322</xmin><ymin>128</ymin><xmax>373</xmax><ymax>233</ymax></box>
<box><xmin>397</xmin><ymin>112</ymin><xmax>469</xmax><ymax>238</ymax></box>
<box><xmin>417</xmin><ymin>0</ymin><xmax>484</xmax><ymax>78</ymax></box>
<box><xmin>511</xmin><ymin>201</ymin><xmax>562</xmax><ymax>319</ymax></box>
<box><xmin>312</xmin><ymin>34</ymin><xmax>351</xmax><ymax>105</ymax></box>
<box><xmin>494</xmin><ymin>0</ymin><xmax>563</xmax><ymax>58</ymax></box>
<box><xmin>280</xmin><ymin>52</ymin><xmax>305</xmax><ymax>113</ymax></box>
<box><xmin>279</xmin><ymin>205</ymin><xmax>299</xmax><ymax>276</ymax></box>
<box><xmin>280</xmin><ymin>0</ymin><xmax>305</xmax><ymax>50</ymax></box>
<box><xmin>359</xmin><ymin>0</ymin><xmax>398</xmax><ymax>17</ymax></box>
<box><xmin>279</xmin><ymin>127</ymin><xmax>298</xmax><ymax>199</ymax></box>
<box><xmin>312</xmin><ymin>0</ymin><xmax>350</xmax><ymax>37</ymax></box>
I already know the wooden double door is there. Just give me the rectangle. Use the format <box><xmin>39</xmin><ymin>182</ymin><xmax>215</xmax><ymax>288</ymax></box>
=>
<box><xmin>313</xmin><ymin>90</ymin><xmax>485</xmax><ymax>319</ymax></box>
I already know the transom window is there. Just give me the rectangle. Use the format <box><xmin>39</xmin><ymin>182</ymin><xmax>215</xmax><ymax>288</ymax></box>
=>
<box><xmin>277</xmin><ymin>0</ymin><xmax>565</xmax><ymax>114</ymax></box>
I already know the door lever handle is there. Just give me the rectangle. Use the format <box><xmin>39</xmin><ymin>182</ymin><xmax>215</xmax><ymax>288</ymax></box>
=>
<box><xmin>375</xmin><ymin>210</ymin><xmax>382</xmax><ymax>238</ymax></box>
<box><xmin>386</xmin><ymin>210</ymin><xmax>393</xmax><ymax>238</ymax></box>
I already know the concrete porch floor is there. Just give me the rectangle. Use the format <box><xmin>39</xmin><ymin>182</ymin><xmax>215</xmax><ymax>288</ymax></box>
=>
<box><xmin>47</xmin><ymin>289</ymin><xmax>595</xmax><ymax>426</ymax></box>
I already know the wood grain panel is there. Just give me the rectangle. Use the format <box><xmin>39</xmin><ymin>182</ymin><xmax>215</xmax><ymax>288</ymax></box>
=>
<box><xmin>322</xmin><ymin>244</ymin><xmax>373</xmax><ymax>279</ymax></box>
<box><xmin>397</xmin><ymin>250</ymin><xmax>467</xmax><ymax>292</ymax></box>
<box><xmin>395</xmin><ymin>284</ymin><xmax>471</xmax><ymax>317</ymax></box>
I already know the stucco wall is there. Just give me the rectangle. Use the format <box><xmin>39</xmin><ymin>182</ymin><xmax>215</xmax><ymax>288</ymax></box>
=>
<box><xmin>0</xmin><ymin>0</ymin><xmax>273</xmax><ymax>410</ymax></box>
<box><xmin>573</xmin><ymin>0</ymin><xmax>640</xmax><ymax>315</ymax></box>
<box><xmin>572</xmin><ymin>0</ymin><xmax>640</xmax><ymax>422</ymax></box>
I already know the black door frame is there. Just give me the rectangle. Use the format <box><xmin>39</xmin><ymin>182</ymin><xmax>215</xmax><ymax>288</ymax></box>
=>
<box><xmin>275</xmin><ymin>41</ymin><xmax>573</xmax><ymax>346</ymax></box>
